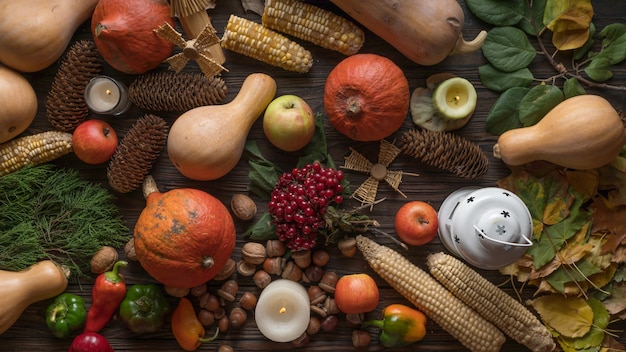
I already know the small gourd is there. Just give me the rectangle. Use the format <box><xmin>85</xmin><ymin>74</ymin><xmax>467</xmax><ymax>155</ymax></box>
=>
<box><xmin>493</xmin><ymin>95</ymin><xmax>625</xmax><ymax>170</ymax></box>
<box><xmin>0</xmin><ymin>66</ymin><xmax>37</xmax><ymax>143</ymax></box>
<box><xmin>0</xmin><ymin>0</ymin><xmax>99</xmax><ymax>72</ymax></box>
<box><xmin>133</xmin><ymin>176</ymin><xmax>236</xmax><ymax>289</ymax></box>
<box><xmin>167</xmin><ymin>73</ymin><xmax>277</xmax><ymax>180</ymax></box>
<box><xmin>0</xmin><ymin>260</ymin><xmax>70</xmax><ymax>334</ymax></box>
<box><xmin>324</xmin><ymin>53</ymin><xmax>409</xmax><ymax>142</ymax></box>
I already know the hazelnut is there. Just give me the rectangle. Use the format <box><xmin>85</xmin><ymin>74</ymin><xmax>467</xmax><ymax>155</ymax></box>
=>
<box><xmin>229</xmin><ymin>307</ymin><xmax>247</xmax><ymax>327</ymax></box>
<box><xmin>230</xmin><ymin>194</ymin><xmax>257</xmax><ymax>221</ymax></box>
<box><xmin>124</xmin><ymin>238</ymin><xmax>137</xmax><ymax>261</ymax></box>
<box><xmin>291</xmin><ymin>250</ymin><xmax>311</xmax><ymax>268</ymax></box>
<box><xmin>218</xmin><ymin>315</ymin><xmax>230</xmax><ymax>333</ymax></box>
<box><xmin>164</xmin><ymin>285</ymin><xmax>190</xmax><ymax>298</ymax></box>
<box><xmin>218</xmin><ymin>344</ymin><xmax>235</xmax><ymax>352</ymax></box>
<box><xmin>303</xmin><ymin>265</ymin><xmax>324</xmax><ymax>283</ymax></box>
<box><xmin>217</xmin><ymin>280</ymin><xmax>238</xmax><ymax>302</ymax></box>
<box><xmin>198</xmin><ymin>308</ymin><xmax>215</xmax><ymax>326</ymax></box>
<box><xmin>236</xmin><ymin>260</ymin><xmax>257</xmax><ymax>277</ymax></box>
<box><xmin>319</xmin><ymin>271</ymin><xmax>338</xmax><ymax>293</ymax></box>
<box><xmin>307</xmin><ymin>285</ymin><xmax>326</xmax><ymax>305</ymax></box>
<box><xmin>281</xmin><ymin>261</ymin><xmax>303</xmax><ymax>281</ymax></box>
<box><xmin>310</xmin><ymin>304</ymin><xmax>326</xmax><ymax>318</ymax></box>
<box><xmin>324</xmin><ymin>297</ymin><xmax>340</xmax><ymax>315</ymax></box>
<box><xmin>320</xmin><ymin>314</ymin><xmax>338</xmax><ymax>332</ymax></box>
<box><xmin>190</xmin><ymin>283</ymin><xmax>208</xmax><ymax>297</ymax></box>
<box><xmin>338</xmin><ymin>237</ymin><xmax>357</xmax><ymax>257</ymax></box>
<box><xmin>213</xmin><ymin>307</ymin><xmax>226</xmax><ymax>320</ymax></box>
<box><xmin>239</xmin><ymin>291</ymin><xmax>257</xmax><ymax>311</ymax></box>
<box><xmin>201</xmin><ymin>292</ymin><xmax>221</xmax><ymax>312</ymax></box>
<box><xmin>262</xmin><ymin>257</ymin><xmax>284</xmax><ymax>275</ymax></box>
<box><xmin>352</xmin><ymin>329</ymin><xmax>372</xmax><ymax>348</ymax></box>
<box><xmin>213</xmin><ymin>258</ymin><xmax>236</xmax><ymax>281</ymax></box>
<box><xmin>345</xmin><ymin>312</ymin><xmax>365</xmax><ymax>326</ymax></box>
<box><xmin>306</xmin><ymin>316</ymin><xmax>321</xmax><ymax>335</ymax></box>
<box><xmin>253</xmin><ymin>270</ymin><xmax>272</xmax><ymax>289</ymax></box>
<box><xmin>90</xmin><ymin>246</ymin><xmax>118</xmax><ymax>274</ymax></box>
<box><xmin>291</xmin><ymin>332</ymin><xmax>309</xmax><ymax>347</ymax></box>
<box><xmin>312</xmin><ymin>249</ymin><xmax>330</xmax><ymax>267</ymax></box>
<box><xmin>241</xmin><ymin>242</ymin><xmax>266</xmax><ymax>265</ymax></box>
<box><xmin>265</xmin><ymin>239</ymin><xmax>286</xmax><ymax>257</ymax></box>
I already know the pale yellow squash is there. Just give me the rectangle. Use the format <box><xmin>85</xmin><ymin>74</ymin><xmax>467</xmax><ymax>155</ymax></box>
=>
<box><xmin>0</xmin><ymin>66</ymin><xmax>37</xmax><ymax>143</ymax></box>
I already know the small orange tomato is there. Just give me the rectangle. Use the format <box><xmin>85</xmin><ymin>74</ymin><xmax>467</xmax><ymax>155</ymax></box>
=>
<box><xmin>334</xmin><ymin>273</ymin><xmax>379</xmax><ymax>314</ymax></box>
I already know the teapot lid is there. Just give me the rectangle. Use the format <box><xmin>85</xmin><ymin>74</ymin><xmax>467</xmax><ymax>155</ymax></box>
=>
<box><xmin>438</xmin><ymin>187</ymin><xmax>533</xmax><ymax>270</ymax></box>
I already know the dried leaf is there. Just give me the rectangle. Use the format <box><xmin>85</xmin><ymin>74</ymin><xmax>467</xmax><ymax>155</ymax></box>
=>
<box><xmin>556</xmin><ymin>298</ymin><xmax>609</xmax><ymax>351</ymax></box>
<box><xmin>530</xmin><ymin>294</ymin><xmax>593</xmax><ymax>338</ymax></box>
<box><xmin>592</xmin><ymin>198</ymin><xmax>626</xmax><ymax>253</ymax></box>
<box><xmin>544</xmin><ymin>0</ymin><xmax>594</xmax><ymax>50</ymax></box>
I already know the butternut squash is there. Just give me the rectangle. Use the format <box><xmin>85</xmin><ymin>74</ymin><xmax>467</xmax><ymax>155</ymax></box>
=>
<box><xmin>493</xmin><ymin>95</ymin><xmax>626</xmax><ymax>170</ymax></box>
<box><xmin>0</xmin><ymin>0</ymin><xmax>99</xmax><ymax>72</ymax></box>
<box><xmin>0</xmin><ymin>260</ymin><xmax>70</xmax><ymax>334</ymax></box>
<box><xmin>0</xmin><ymin>66</ymin><xmax>37</xmax><ymax>143</ymax></box>
<box><xmin>330</xmin><ymin>0</ymin><xmax>487</xmax><ymax>66</ymax></box>
<box><xmin>167</xmin><ymin>73</ymin><xmax>277</xmax><ymax>180</ymax></box>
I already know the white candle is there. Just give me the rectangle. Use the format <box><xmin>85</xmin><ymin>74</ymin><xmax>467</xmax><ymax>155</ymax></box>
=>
<box><xmin>255</xmin><ymin>279</ymin><xmax>310</xmax><ymax>342</ymax></box>
<box><xmin>84</xmin><ymin>76</ymin><xmax>130</xmax><ymax>115</ymax></box>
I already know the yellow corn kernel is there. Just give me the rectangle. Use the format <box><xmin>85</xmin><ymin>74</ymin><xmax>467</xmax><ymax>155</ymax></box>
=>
<box><xmin>0</xmin><ymin>131</ymin><xmax>73</xmax><ymax>177</ymax></box>
<box><xmin>221</xmin><ymin>15</ymin><xmax>313</xmax><ymax>73</ymax></box>
<box><xmin>427</xmin><ymin>252</ymin><xmax>556</xmax><ymax>352</ymax></box>
<box><xmin>356</xmin><ymin>236</ymin><xmax>506</xmax><ymax>352</ymax></box>
<box><xmin>262</xmin><ymin>0</ymin><xmax>364</xmax><ymax>55</ymax></box>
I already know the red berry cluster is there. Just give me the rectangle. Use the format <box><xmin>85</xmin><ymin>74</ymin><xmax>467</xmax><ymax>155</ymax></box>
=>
<box><xmin>268</xmin><ymin>162</ymin><xmax>345</xmax><ymax>251</ymax></box>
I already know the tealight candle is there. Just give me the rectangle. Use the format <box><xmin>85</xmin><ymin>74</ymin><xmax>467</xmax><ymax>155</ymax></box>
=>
<box><xmin>84</xmin><ymin>76</ymin><xmax>131</xmax><ymax>115</ymax></box>
<box><xmin>255</xmin><ymin>279</ymin><xmax>310</xmax><ymax>342</ymax></box>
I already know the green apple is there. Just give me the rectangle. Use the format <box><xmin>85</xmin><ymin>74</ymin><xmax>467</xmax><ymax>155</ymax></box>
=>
<box><xmin>263</xmin><ymin>95</ymin><xmax>315</xmax><ymax>152</ymax></box>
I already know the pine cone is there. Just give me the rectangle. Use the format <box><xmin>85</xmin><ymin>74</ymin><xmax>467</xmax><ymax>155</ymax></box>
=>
<box><xmin>46</xmin><ymin>40</ymin><xmax>102</xmax><ymax>132</ymax></box>
<box><xmin>107</xmin><ymin>114</ymin><xmax>169</xmax><ymax>193</ymax></box>
<box><xmin>129</xmin><ymin>71</ymin><xmax>227</xmax><ymax>112</ymax></box>
<box><xmin>399</xmin><ymin>129</ymin><xmax>489</xmax><ymax>179</ymax></box>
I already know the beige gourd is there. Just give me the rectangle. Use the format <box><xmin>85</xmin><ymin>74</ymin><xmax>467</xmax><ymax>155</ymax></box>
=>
<box><xmin>0</xmin><ymin>66</ymin><xmax>37</xmax><ymax>143</ymax></box>
<box><xmin>168</xmin><ymin>73</ymin><xmax>277</xmax><ymax>181</ymax></box>
<box><xmin>493</xmin><ymin>95</ymin><xmax>625</xmax><ymax>170</ymax></box>
<box><xmin>330</xmin><ymin>0</ymin><xmax>487</xmax><ymax>66</ymax></box>
<box><xmin>0</xmin><ymin>260</ymin><xmax>69</xmax><ymax>334</ymax></box>
<box><xmin>0</xmin><ymin>0</ymin><xmax>99</xmax><ymax>72</ymax></box>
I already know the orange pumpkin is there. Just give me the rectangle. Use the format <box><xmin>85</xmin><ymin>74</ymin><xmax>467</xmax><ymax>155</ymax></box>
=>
<box><xmin>324</xmin><ymin>53</ymin><xmax>409</xmax><ymax>141</ymax></box>
<box><xmin>91</xmin><ymin>0</ymin><xmax>174</xmax><ymax>74</ymax></box>
<box><xmin>133</xmin><ymin>176</ymin><xmax>236</xmax><ymax>289</ymax></box>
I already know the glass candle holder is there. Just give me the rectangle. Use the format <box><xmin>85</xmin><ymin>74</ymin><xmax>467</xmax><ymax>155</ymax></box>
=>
<box><xmin>84</xmin><ymin>76</ymin><xmax>131</xmax><ymax>115</ymax></box>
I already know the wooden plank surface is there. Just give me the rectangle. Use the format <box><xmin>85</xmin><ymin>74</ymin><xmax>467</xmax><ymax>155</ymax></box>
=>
<box><xmin>1</xmin><ymin>1</ymin><xmax>625</xmax><ymax>351</ymax></box>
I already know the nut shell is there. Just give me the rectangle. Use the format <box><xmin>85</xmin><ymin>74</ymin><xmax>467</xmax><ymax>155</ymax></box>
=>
<box><xmin>90</xmin><ymin>246</ymin><xmax>118</xmax><ymax>273</ymax></box>
<box><xmin>231</xmin><ymin>194</ymin><xmax>257</xmax><ymax>221</ymax></box>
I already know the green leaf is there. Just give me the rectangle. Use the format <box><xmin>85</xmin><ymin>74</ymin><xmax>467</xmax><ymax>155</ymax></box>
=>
<box><xmin>563</xmin><ymin>77</ymin><xmax>586</xmax><ymax>98</ymax></box>
<box><xmin>518</xmin><ymin>0</ymin><xmax>547</xmax><ymax>35</ymax></box>
<box><xmin>559</xmin><ymin>298</ymin><xmax>609</xmax><ymax>350</ymax></box>
<box><xmin>482</xmin><ymin>27</ymin><xmax>538</xmax><ymax>72</ymax></box>
<box><xmin>596</xmin><ymin>23</ymin><xmax>626</xmax><ymax>64</ymax></box>
<box><xmin>466</xmin><ymin>0</ymin><xmax>525</xmax><ymax>26</ymax></box>
<box><xmin>518</xmin><ymin>84</ymin><xmax>564</xmax><ymax>126</ymax></box>
<box><xmin>243</xmin><ymin>212</ymin><xmax>277</xmax><ymax>241</ymax></box>
<box><xmin>573</xmin><ymin>22</ymin><xmax>596</xmax><ymax>60</ymax></box>
<box><xmin>297</xmin><ymin>113</ymin><xmax>328</xmax><ymax>168</ymax></box>
<box><xmin>584</xmin><ymin>56</ymin><xmax>613</xmax><ymax>82</ymax></box>
<box><xmin>546</xmin><ymin>258</ymin><xmax>603</xmax><ymax>293</ymax></box>
<box><xmin>485</xmin><ymin>86</ymin><xmax>528</xmax><ymax>135</ymax></box>
<box><xmin>478</xmin><ymin>64</ymin><xmax>534</xmax><ymax>92</ymax></box>
<box><xmin>244</xmin><ymin>140</ymin><xmax>283</xmax><ymax>200</ymax></box>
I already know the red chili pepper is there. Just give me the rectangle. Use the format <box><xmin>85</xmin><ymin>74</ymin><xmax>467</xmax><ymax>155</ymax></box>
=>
<box><xmin>85</xmin><ymin>260</ymin><xmax>127</xmax><ymax>333</ymax></box>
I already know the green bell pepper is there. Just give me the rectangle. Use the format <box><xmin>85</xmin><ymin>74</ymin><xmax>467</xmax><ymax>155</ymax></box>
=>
<box><xmin>45</xmin><ymin>293</ymin><xmax>87</xmax><ymax>339</ymax></box>
<box><xmin>119</xmin><ymin>284</ymin><xmax>170</xmax><ymax>333</ymax></box>
<box><xmin>362</xmin><ymin>304</ymin><xmax>427</xmax><ymax>348</ymax></box>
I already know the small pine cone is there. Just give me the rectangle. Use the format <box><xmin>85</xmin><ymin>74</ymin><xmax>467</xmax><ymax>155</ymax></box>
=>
<box><xmin>107</xmin><ymin>114</ymin><xmax>169</xmax><ymax>193</ymax></box>
<box><xmin>129</xmin><ymin>71</ymin><xmax>227</xmax><ymax>112</ymax></box>
<box><xmin>46</xmin><ymin>40</ymin><xmax>102</xmax><ymax>132</ymax></box>
<box><xmin>399</xmin><ymin>129</ymin><xmax>489</xmax><ymax>179</ymax></box>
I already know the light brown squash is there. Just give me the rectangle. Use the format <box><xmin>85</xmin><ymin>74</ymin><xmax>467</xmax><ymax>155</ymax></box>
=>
<box><xmin>167</xmin><ymin>73</ymin><xmax>277</xmax><ymax>180</ymax></box>
<box><xmin>0</xmin><ymin>66</ymin><xmax>37</xmax><ymax>143</ymax></box>
<box><xmin>0</xmin><ymin>0</ymin><xmax>99</xmax><ymax>72</ymax></box>
<box><xmin>0</xmin><ymin>260</ymin><xmax>69</xmax><ymax>334</ymax></box>
<box><xmin>493</xmin><ymin>95</ymin><xmax>625</xmax><ymax>170</ymax></box>
<box><xmin>330</xmin><ymin>0</ymin><xmax>486</xmax><ymax>66</ymax></box>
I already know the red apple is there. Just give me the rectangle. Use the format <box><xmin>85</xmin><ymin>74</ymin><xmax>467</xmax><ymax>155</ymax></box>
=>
<box><xmin>334</xmin><ymin>273</ymin><xmax>379</xmax><ymax>314</ymax></box>
<box><xmin>394</xmin><ymin>201</ymin><xmax>439</xmax><ymax>246</ymax></box>
<box><xmin>263</xmin><ymin>95</ymin><xmax>315</xmax><ymax>152</ymax></box>
<box><xmin>72</xmin><ymin>119</ymin><xmax>118</xmax><ymax>164</ymax></box>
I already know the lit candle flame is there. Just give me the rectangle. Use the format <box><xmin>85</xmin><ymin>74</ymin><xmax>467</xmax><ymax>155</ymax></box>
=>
<box><xmin>106</xmin><ymin>89</ymin><xmax>112</xmax><ymax>95</ymax></box>
<box><xmin>279</xmin><ymin>307</ymin><xmax>286</xmax><ymax>314</ymax></box>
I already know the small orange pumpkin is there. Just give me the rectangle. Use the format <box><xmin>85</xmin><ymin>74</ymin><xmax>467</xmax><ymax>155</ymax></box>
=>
<box><xmin>133</xmin><ymin>176</ymin><xmax>236</xmax><ymax>289</ymax></box>
<box><xmin>324</xmin><ymin>53</ymin><xmax>410</xmax><ymax>141</ymax></box>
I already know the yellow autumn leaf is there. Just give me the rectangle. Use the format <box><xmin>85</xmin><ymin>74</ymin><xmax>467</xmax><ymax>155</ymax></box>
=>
<box><xmin>544</xmin><ymin>0</ymin><xmax>594</xmax><ymax>50</ymax></box>
<box><xmin>530</xmin><ymin>294</ymin><xmax>593</xmax><ymax>338</ymax></box>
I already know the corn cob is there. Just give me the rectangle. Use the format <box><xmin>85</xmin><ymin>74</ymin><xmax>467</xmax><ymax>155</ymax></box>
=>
<box><xmin>221</xmin><ymin>15</ymin><xmax>313</xmax><ymax>73</ymax></box>
<box><xmin>262</xmin><ymin>0</ymin><xmax>364</xmax><ymax>55</ymax></box>
<box><xmin>355</xmin><ymin>236</ymin><xmax>505</xmax><ymax>352</ymax></box>
<box><xmin>427</xmin><ymin>252</ymin><xmax>556</xmax><ymax>352</ymax></box>
<box><xmin>0</xmin><ymin>131</ymin><xmax>73</xmax><ymax>177</ymax></box>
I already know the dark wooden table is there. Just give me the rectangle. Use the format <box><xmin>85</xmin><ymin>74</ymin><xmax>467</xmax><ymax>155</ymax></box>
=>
<box><xmin>2</xmin><ymin>1</ymin><xmax>625</xmax><ymax>351</ymax></box>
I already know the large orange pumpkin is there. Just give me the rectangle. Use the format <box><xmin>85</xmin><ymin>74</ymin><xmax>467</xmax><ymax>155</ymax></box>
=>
<box><xmin>324</xmin><ymin>53</ymin><xmax>410</xmax><ymax>141</ymax></box>
<box><xmin>133</xmin><ymin>176</ymin><xmax>236</xmax><ymax>289</ymax></box>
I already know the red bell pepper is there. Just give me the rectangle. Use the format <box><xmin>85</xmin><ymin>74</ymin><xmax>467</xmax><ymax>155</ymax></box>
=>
<box><xmin>85</xmin><ymin>260</ymin><xmax>128</xmax><ymax>333</ymax></box>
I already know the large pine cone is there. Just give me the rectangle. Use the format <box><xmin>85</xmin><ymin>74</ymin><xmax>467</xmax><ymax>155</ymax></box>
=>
<box><xmin>129</xmin><ymin>71</ymin><xmax>227</xmax><ymax>112</ymax></box>
<box><xmin>107</xmin><ymin>114</ymin><xmax>169</xmax><ymax>193</ymax></box>
<box><xmin>399</xmin><ymin>129</ymin><xmax>489</xmax><ymax>179</ymax></box>
<box><xmin>46</xmin><ymin>40</ymin><xmax>102</xmax><ymax>132</ymax></box>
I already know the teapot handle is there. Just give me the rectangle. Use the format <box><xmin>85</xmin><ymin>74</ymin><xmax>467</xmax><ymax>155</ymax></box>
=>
<box><xmin>473</xmin><ymin>225</ymin><xmax>533</xmax><ymax>247</ymax></box>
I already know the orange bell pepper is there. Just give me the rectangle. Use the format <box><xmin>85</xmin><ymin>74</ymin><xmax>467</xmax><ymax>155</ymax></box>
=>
<box><xmin>171</xmin><ymin>297</ymin><xmax>218</xmax><ymax>351</ymax></box>
<box><xmin>362</xmin><ymin>303</ymin><xmax>427</xmax><ymax>347</ymax></box>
